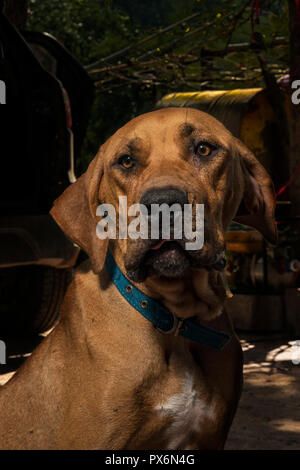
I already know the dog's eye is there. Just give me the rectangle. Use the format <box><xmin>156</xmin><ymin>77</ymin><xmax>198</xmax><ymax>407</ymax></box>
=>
<box><xmin>118</xmin><ymin>155</ymin><xmax>134</xmax><ymax>169</ymax></box>
<box><xmin>195</xmin><ymin>142</ymin><xmax>215</xmax><ymax>158</ymax></box>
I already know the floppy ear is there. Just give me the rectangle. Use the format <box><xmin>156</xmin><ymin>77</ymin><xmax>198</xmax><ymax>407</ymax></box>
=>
<box><xmin>233</xmin><ymin>138</ymin><xmax>277</xmax><ymax>245</ymax></box>
<box><xmin>50</xmin><ymin>146</ymin><xmax>108</xmax><ymax>273</ymax></box>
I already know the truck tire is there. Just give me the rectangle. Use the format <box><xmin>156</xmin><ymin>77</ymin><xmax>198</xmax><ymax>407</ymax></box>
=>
<box><xmin>0</xmin><ymin>265</ymin><xmax>72</xmax><ymax>337</ymax></box>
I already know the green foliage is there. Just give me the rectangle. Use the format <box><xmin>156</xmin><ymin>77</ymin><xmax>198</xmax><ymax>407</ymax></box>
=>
<box><xmin>28</xmin><ymin>0</ymin><xmax>136</xmax><ymax>65</ymax></box>
<box><xmin>28</xmin><ymin>0</ymin><xmax>289</xmax><ymax>173</ymax></box>
<box><xmin>113</xmin><ymin>0</ymin><xmax>174</xmax><ymax>28</ymax></box>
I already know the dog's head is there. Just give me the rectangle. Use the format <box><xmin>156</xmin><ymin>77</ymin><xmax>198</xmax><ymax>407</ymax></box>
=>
<box><xmin>51</xmin><ymin>108</ymin><xmax>277</xmax><ymax>282</ymax></box>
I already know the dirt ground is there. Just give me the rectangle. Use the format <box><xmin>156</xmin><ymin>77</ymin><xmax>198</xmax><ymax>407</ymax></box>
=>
<box><xmin>226</xmin><ymin>335</ymin><xmax>300</xmax><ymax>450</ymax></box>
<box><xmin>0</xmin><ymin>333</ymin><xmax>299</xmax><ymax>450</ymax></box>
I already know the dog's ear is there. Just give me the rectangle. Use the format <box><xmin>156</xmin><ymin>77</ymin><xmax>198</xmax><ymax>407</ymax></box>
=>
<box><xmin>50</xmin><ymin>146</ymin><xmax>108</xmax><ymax>273</ymax></box>
<box><xmin>233</xmin><ymin>137</ymin><xmax>277</xmax><ymax>245</ymax></box>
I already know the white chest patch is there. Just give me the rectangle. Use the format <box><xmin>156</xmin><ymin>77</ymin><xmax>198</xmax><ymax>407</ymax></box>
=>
<box><xmin>155</xmin><ymin>372</ymin><xmax>216</xmax><ymax>449</ymax></box>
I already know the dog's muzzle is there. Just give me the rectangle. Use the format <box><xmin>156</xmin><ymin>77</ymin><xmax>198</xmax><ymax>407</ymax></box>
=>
<box><xmin>125</xmin><ymin>186</ymin><xmax>225</xmax><ymax>282</ymax></box>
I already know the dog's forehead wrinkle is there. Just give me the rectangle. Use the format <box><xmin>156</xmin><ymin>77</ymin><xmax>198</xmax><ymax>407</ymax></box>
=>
<box><xmin>175</xmin><ymin>121</ymin><xmax>228</xmax><ymax>149</ymax></box>
<box><xmin>113</xmin><ymin>134</ymin><xmax>151</xmax><ymax>158</ymax></box>
<box><xmin>179</xmin><ymin>122</ymin><xmax>195</xmax><ymax>138</ymax></box>
<box><xmin>126</xmin><ymin>137</ymin><xmax>143</xmax><ymax>153</ymax></box>
<box><xmin>110</xmin><ymin>109</ymin><xmax>232</xmax><ymax>154</ymax></box>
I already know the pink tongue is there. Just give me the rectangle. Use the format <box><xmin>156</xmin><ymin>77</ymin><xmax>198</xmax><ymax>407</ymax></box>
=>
<box><xmin>151</xmin><ymin>239</ymin><xmax>170</xmax><ymax>250</ymax></box>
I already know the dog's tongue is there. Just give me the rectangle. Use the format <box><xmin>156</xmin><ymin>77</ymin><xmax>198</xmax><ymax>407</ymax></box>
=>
<box><xmin>151</xmin><ymin>239</ymin><xmax>170</xmax><ymax>250</ymax></box>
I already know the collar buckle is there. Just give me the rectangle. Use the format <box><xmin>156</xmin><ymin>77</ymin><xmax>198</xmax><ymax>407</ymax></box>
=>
<box><xmin>156</xmin><ymin>312</ymin><xmax>185</xmax><ymax>336</ymax></box>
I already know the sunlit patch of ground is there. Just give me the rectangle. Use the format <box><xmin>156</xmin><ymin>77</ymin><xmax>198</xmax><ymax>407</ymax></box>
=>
<box><xmin>226</xmin><ymin>337</ymin><xmax>300</xmax><ymax>450</ymax></box>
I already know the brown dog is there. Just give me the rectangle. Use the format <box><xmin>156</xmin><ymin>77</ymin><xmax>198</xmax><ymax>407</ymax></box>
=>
<box><xmin>0</xmin><ymin>108</ymin><xmax>276</xmax><ymax>449</ymax></box>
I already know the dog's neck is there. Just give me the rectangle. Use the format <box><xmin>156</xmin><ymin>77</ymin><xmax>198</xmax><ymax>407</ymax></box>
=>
<box><xmin>111</xmin><ymin>246</ymin><xmax>227</xmax><ymax>322</ymax></box>
<box><xmin>142</xmin><ymin>269</ymin><xmax>227</xmax><ymax>322</ymax></box>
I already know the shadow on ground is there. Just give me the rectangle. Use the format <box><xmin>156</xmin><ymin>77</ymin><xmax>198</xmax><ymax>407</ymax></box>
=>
<box><xmin>226</xmin><ymin>335</ymin><xmax>300</xmax><ymax>450</ymax></box>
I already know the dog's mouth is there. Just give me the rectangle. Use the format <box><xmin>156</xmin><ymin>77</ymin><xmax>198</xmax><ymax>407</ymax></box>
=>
<box><xmin>125</xmin><ymin>237</ymin><xmax>226</xmax><ymax>283</ymax></box>
<box><xmin>145</xmin><ymin>239</ymin><xmax>190</xmax><ymax>279</ymax></box>
<box><xmin>150</xmin><ymin>239</ymin><xmax>171</xmax><ymax>250</ymax></box>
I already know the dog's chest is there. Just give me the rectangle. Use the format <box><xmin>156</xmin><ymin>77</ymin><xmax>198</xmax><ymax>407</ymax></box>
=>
<box><xmin>154</xmin><ymin>370</ymin><xmax>216</xmax><ymax>449</ymax></box>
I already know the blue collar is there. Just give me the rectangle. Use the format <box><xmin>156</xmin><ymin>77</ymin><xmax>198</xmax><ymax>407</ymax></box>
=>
<box><xmin>105</xmin><ymin>251</ymin><xmax>231</xmax><ymax>350</ymax></box>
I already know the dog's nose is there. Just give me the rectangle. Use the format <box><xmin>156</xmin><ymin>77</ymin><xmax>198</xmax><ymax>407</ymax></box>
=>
<box><xmin>140</xmin><ymin>187</ymin><xmax>188</xmax><ymax>211</ymax></box>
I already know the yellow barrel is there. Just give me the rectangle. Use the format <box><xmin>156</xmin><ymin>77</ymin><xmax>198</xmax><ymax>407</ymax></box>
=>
<box><xmin>225</xmin><ymin>229</ymin><xmax>263</xmax><ymax>253</ymax></box>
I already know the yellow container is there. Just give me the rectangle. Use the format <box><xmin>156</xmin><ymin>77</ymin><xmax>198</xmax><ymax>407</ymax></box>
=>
<box><xmin>225</xmin><ymin>230</ymin><xmax>263</xmax><ymax>253</ymax></box>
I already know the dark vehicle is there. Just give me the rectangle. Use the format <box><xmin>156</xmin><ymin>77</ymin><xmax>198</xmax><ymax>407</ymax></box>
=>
<box><xmin>0</xmin><ymin>4</ymin><xmax>94</xmax><ymax>336</ymax></box>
